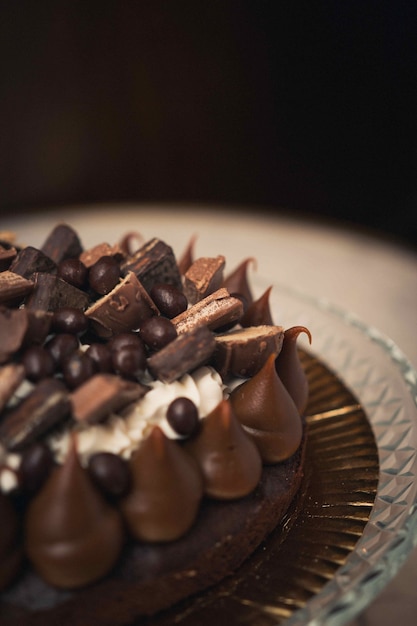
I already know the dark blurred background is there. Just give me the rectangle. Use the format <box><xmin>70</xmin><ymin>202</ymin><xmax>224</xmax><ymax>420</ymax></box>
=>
<box><xmin>1</xmin><ymin>1</ymin><xmax>416</xmax><ymax>246</ymax></box>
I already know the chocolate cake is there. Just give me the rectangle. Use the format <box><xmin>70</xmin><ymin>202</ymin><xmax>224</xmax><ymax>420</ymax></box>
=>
<box><xmin>0</xmin><ymin>224</ymin><xmax>310</xmax><ymax>625</ymax></box>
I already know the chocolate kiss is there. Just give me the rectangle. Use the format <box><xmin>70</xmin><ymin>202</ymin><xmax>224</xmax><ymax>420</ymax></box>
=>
<box><xmin>230</xmin><ymin>353</ymin><xmax>303</xmax><ymax>464</ymax></box>
<box><xmin>25</xmin><ymin>437</ymin><xmax>124</xmax><ymax>589</ymax></box>
<box><xmin>186</xmin><ymin>399</ymin><xmax>262</xmax><ymax>499</ymax></box>
<box><xmin>121</xmin><ymin>426</ymin><xmax>203</xmax><ymax>542</ymax></box>
<box><xmin>0</xmin><ymin>492</ymin><xmax>22</xmax><ymax>590</ymax></box>
<box><xmin>222</xmin><ymin>258</ymin><xmax>256</xmax><ymax>306</ymax></box>
<box><xmin>276</xmin><ymin>326</ymin><xmax>312</xmax><ymax>414</ymax></box>
<box><xmin>240</xmin><ymin>285</ymin><xmax>274</xmax><ymax>327</ymax></box>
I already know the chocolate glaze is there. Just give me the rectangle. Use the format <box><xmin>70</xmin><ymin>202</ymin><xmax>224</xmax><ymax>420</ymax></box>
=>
<box><xmin>25</xmin><ymin>437</ymin><xmax>125</xmax><ymax>589</ymax></box>
<box><xmin>230</xmin><ymin>353</ymin><xmax>303</xmax><ymax>463</ymax></box>
<box><xmin>186</xmin><ymin>399</ymin><xmax>262</xmax><ymax>499</ymax></box>
<box><xmin>276</xmin><ymin>326</ymin><xmax>312</xmax><ymax>414</ymax></box>
<box><xmin>0</xmin><ymin>493</ymin><xmax>22</xmax><ymax>591</ymax></box>
<box><xmin>121</xmin><ymin>427</ymin><xmax>203</xmax><ymax>542</ymax></box>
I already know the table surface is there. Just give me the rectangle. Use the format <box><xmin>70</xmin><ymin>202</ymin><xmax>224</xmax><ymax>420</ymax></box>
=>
<box><xmin>2</xmin><ymin>204</ymin><xmax>417</xmax><ymax>625</ymax></box>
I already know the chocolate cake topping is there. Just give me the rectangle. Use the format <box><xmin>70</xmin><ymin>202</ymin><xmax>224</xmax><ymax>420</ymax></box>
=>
<box><xmin>186</xmin><ymin>399</ymin><xmax>262</xmax><ymax>499</ymax></box>
<box><xmin>0</xmin><ymin>378</ymin><xmax>71</xmax><ymax>452</ymax></box>
<box><xmin>25</xmin><ymin>272</ymin><xmax>90</xmax><ymax>312</ymax></box>
<box><xmin>85</xmin><ymin>271</ymin><xmax>159</xmax><ymax>338</ymax></box>
<box><xmin>222</xmin><ymin>257</ymin><xmax>256</xmax><ymax>305</ymax></box>
<box><xmin>230</xmin><ymin>353</ymin><xmax>303</xmax><ymax>463</ymax></box>
<box><xmin>240</xmin><ymin>285</ymin><xmax>274</xmax><ymax>327</ymax></box>
<box><xmin>25</xmin><ymin>436</ymin><xmax>125</xmax><ymax>589</ymax></box>
<box><xmin>276</xmin><ymin>326</ymin><xmax>312</xmax><ymax>414</ymax></box>
<box><xmin>41</xmin><ymin>223</ymin><xmax>83</xmax><ymax>264</ymax></box>
<box><xmin>9</xmin><ymin>246</ymin><xmax>57</xmax><ymax>279</ymax></box>
<box><xmin>121</xmin><ymin>426</ymin><xmax>203</xmax><ymax>542</ymax></box>
<box><xmin>172</xmin><ymin>287</ymin><xmax>243</xmax><ymax>335</ymax></box>
<box><xmin>183</xmin><ymin>255</ymin><xmax>225</xmax><ymax>304</ymax></box>
<box><xmin>121</xmin><ymin>237</ymin><xmax>182</xmax><ymax>293</ymax></box>
<box><xmin>0</xmin><ymin>271</ymin><xmax>34</xmax><ymax>306</ymax></box>
<box><xmin>213</xmin><ymin>324</ymin><xmax>284</xmax><ymax>379</ymax></box>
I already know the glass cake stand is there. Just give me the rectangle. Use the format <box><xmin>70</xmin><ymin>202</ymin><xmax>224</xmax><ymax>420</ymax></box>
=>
<box><xmin>263</xmin><ymin>278</ymin><xmax>417</xmax><ymax>626</ymax></box>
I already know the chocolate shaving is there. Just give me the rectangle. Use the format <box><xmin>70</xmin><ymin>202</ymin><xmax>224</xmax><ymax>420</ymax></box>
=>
<box><xmin>183</xmin><ymin>255</ymin><xmax>225</xmax><ymax>304</ymax></box>
<box><xmin>122</xmin><ymin>238</ymin><xmax>182</xmax><ymax>292</ymax></box>
<box><xmin>172</xmin><ymin>288</ymin><xmax>243</xmax><ymax>335</ymax></box>
<box><xmin>147</xmin><ymin>325</ymin><xmax>216</xmax><ymax>383</ymax></box>
<box><xmin>71</xmin><ymin>374</ymin><xmax>148</xmax><ymax>424</ymax></box>
<box><xmin>0</xmin><ymin>378</ymin><xmax>71</xmax><ymax>451</ymax></box>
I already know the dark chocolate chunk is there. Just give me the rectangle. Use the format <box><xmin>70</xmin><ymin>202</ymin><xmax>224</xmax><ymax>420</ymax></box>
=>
<box><xmin>80</xmin><ymin>242</ymin><xmax>124</xmax><ymax>268</ymax></box>
<box><xmin>147</xmin><ymin>325</ymin><xmax>216</xmax><ymax>383</ymax></box>
<box><xmin>183</xmin><ymin>255</ymin><xmax>225</xmax><ymax>304</ymax></box>
<box><xmin>122</xmin><ymin>238</ymin><xmax>182</xmax><ymax>292</ymax></box>
<box><xmin>71</xmin><ymin>373</ymin><xmax>148</xmax><ymax>424</ymax></box>
<box><xmin>0</xmin><ymin>378</ymin><xmax>71</xmax><ymax>451</ymax></box>
<box><xmin>172</xmin><ymin>288</ymin><xmax>244</xmax><ymax>335</ymax></box>
<box><xmin>23</xmin><ymin>309</ymin><xmax>53</xmax><ymax>346</ymax></box>
<box><xmin>85</xmin><ymin>272</ymin><xmax>159</xmax><ymax>338</ymax></box>
<box><xmin>9</xmin><ymin>246</ymin><xmax>56</xmax><ymax>279</ymax></box>
<box><xmin>213</xmin><ymin>325</ymin><xmax>285</xmax><ymax>379</ymax></box>
<box><xmin>0</xmin><ymin>271</ymin><xmax>34</xmax><ymax>305</ymax></box>
<box><xmin>25</xmin><ymin>272</ymin><xmax>90</xmax><ymax>311</ymax></box>
<box><xmin>0</xmin><ymin>363</ymin><xmax>25</xmax><ymax>412</ymax></box>
<box><xmin>41</xmin><ymin>223</ymin><xmax>83</xmax><ymax>264</ymax></box>
<box><xmin>0</xmin><ymin>308</ymin><xmax>29</xmax><ymax>363</ymax></box>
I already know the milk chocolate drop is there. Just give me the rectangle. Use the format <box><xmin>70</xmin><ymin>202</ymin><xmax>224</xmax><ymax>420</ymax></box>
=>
<box><xmin>0</xmin><ymin>492</ymin><xmax>22</xmax><ymax>590</ymax></box>
<box><xmin>25</xmin><ymin>437</ymin><xmax>124</xmax><ymax>588</ymax></box>
<box><xmin>276</xmin><ymin>326</ymin><xmax>312</xmax><ymax>414</ymax></box>
<box><xmin>186</xmin><ymin>399</ymin><xmax>262</xmax><ymax>499</ymax></box>
<box><xmin>230</xmin><ymin>353</ymin><xmax>303</xmax><ymax>463</ymax></box>
<box><xmin>121</xmin><ymin>427</ymin><xmax>203</xmax><ymax>542</ymax></box>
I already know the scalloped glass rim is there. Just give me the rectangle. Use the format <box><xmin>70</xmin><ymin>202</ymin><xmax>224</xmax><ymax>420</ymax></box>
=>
<box><xmin>256</xmin><ymin>278</ymin><xmax>417</xmax><ymax>626</ymax></box>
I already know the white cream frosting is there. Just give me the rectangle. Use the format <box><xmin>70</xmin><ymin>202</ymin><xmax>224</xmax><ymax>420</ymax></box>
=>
<box><xmin>0</xmin><ymin>366</ymin><xmax>227</xmax><ymax>491</ymax></box>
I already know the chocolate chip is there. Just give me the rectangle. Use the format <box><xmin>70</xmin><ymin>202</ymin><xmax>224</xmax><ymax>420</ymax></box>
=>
<box><xmin>19</xmin><ymin>442</ymin><xmax>55</xmax><ymax>494</ymax></box>
<box><xmin>62</xmin><ymin>352</ymin><xmax>96</xmax><ymax>389</ymax></box>
<box><xmin>139</xmin><ymin>316</ymin><xmax>177</xmax><ymax>351</ymax></box>
<box><xmin>45</xmin><ymin>333</ymin><xmax>79</xmax><ymax>367</ymax></box>
<box><xmin>149</xmin><ymin>283</ymin><xmax>188</xmax><ymax>318</ymax></box>
<box><xmin>111</xmin><ymin>344</ymin><xmax>146</xmax><ymax>379</ymax></box>
<box><xmin>22</xmin><ymin>345</ymin><xmax>56</xmax><ymax>382</ymax></box>
<box><xmin>52</xmin><ymin>307</ymin><xmax>88</xmax><ymax>335</ymax></box>
<box><xmin>86</xmin><ymin>343</ymin><xmax>113</xmax><ymax>373</ymax></box>
<box><xmin>57</xmin><ymin>258</ymin><xmax>88</xmax><ymax>289</ymax></box>
<box><xmin>89</xmin><ymin>256</ymin><xmax>121</xmax><ymax>295</ymax></box>
<box><xmin>88</xmin><ymin>452</ymin><xmax>131</xmax><ymax>498</ymax></box>
<box><xmin>167</xmin><ymin>397</ymin><xmax>199</xmax><ymax>437</ymax></box>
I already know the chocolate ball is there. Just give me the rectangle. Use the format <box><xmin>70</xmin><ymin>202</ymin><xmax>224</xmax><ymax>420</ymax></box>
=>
<box><xmin>89</xmin><ymin>256</ymin><xmax>120</xmax><ymax>295</ymax></box>
<box><xmin>139</xmin><ymin>316</ymin><xmax>177</xmax><ymax>351</ymax></box>
<box><xmin>150</xmin><ymin>283</ymin><xmax>188</xmax><ymax>318</ymax></box>
<box><xmin>167</xmin><ymin>397</ymin><xmax>199</xmax><ymax>437</ymax></box>
<box><xmin>88</xmin><ymin>452</ymin><xmax>130</xmax><ymax>498</ymax></box>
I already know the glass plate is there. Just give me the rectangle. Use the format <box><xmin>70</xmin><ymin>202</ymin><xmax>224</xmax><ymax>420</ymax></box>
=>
<box><xmin>264</xmin><ymin>279</ymin><xmax>417</xmax><ymax>625</ymax></box>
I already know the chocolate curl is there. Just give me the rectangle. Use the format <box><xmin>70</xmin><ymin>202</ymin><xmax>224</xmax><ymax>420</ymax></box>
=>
<box><xmin>178</xmin><ymin>234</ymin><xmax>198</xmax><ymax>275</ymax></box>
<box><xmin>222</xmin><ymin>257</ymin><xmax>257</xmax><ymax>306</ymax></box>
<box><xmin>276</xmin><ymin>326</ymin><xmax>312</xmax><ymax>415</ymax></box>
<box><xmin>240</xmin><ymin>285</ymin><xmax>274</xmax><ymax>327</ymax></box>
